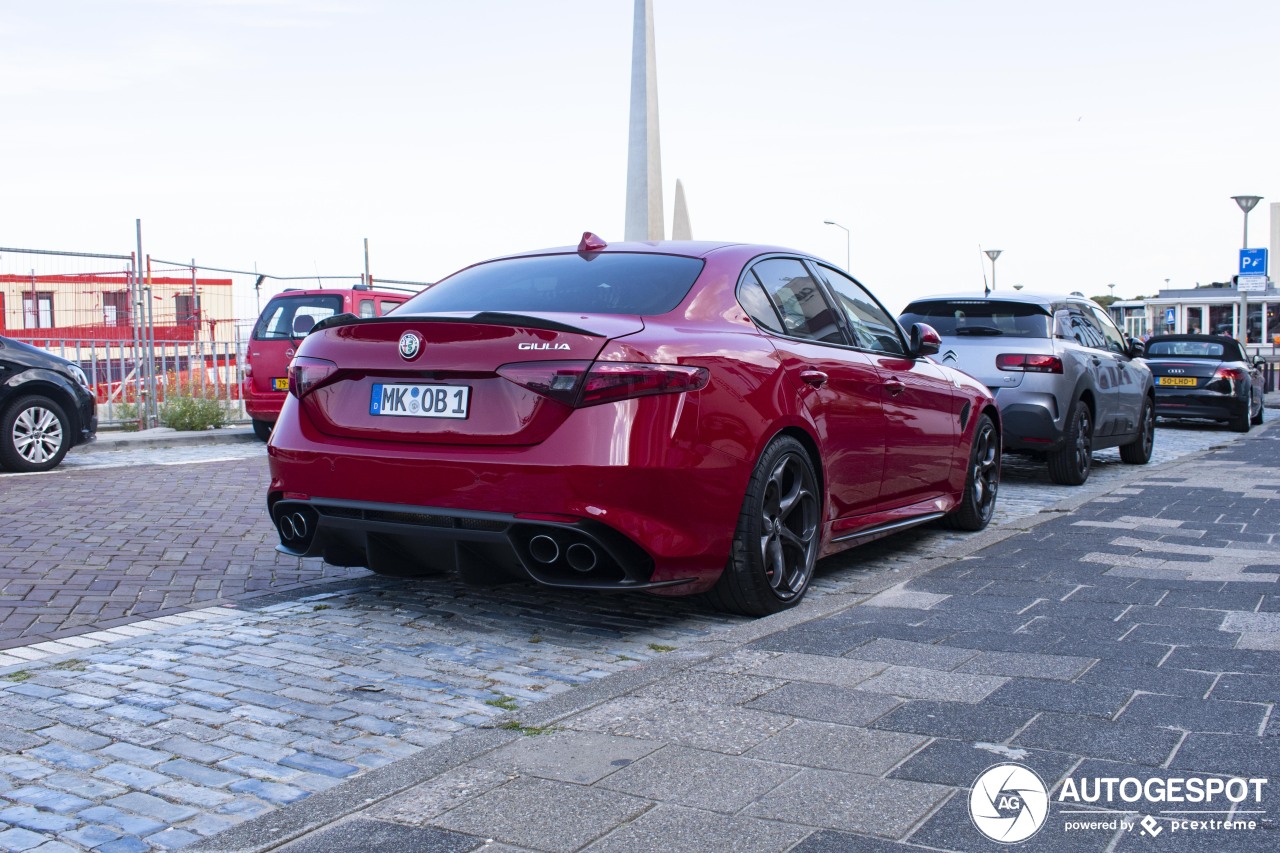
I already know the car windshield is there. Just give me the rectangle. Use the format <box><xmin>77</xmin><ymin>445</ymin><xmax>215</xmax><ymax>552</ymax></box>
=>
<box><xmin>1146</xmin><ymin>340</ymin><xmax>1232</xmax><ymax>359</ymax></box>
<box><xmin>899</xmin><ymin>300</ymin><xmax>1051</xmax><ymax>338</ymax></box>
<box><xmin>254</xmin><ymin>295</ymin><xmax>344</xmax><ymax>340</ymax></box>
<box><xmin>398</xmin><ymin>253</ymin><xmax>705</xmax><ymax>316</ymax></box>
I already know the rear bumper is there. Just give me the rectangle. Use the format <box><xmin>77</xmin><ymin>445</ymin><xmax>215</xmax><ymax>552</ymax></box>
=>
<box><xmin>243</xmin><ymin>380</ymin><xmax>286</xmax><ymax>421</ymax></box>
<box><xmin>270</xmin><ymin>497</ymin><xmax>691</xmax><ymax>591</ymax></box>
<box><xmin>992</xmin><ymin>390</ymin><xmax>1066</xmax><ymax>451</ymax></box>
<box><xmin>1154</xmin><ymin>389</ymin><xmax>1247</xmax><ymax>421</ymax></box>
<box><xmin>266</xmin><ymin>395</ymin><xmax>751</xmax><ymax>595</ymax></box>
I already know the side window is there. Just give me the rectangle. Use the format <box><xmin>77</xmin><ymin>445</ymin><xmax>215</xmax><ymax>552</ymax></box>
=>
<box><xmin>737</xmin><ymin>273</ymin><xmax>784</xmax><ymax>333</ymax></box>
<box><xmin>813</xmin><ymin>265</ymin><xmax>906</xmax><ymax>355</ymax></box>
<box><xmin>749</xmin><ymin>258</ymin><xmax>845</xmax><ymax>344</ymax></box>
<box><xmin>358</xmin><ymin>299</ymin><xmax>376</xmax><ymax>318</ymax></box>
<box><xmin>1088</xmin><ymin>305</ymin><xmax>1127</xmax><ymax>354</ymax></box>
<box><xmin>1067</xmin><ymin>308</ymin><xmax>1106</xmax><ymax>350</ymax></box>
<box><xmin>378</xmin><ymin>300</ymin><xmax>403</xmax><ymax>316</ymax></box>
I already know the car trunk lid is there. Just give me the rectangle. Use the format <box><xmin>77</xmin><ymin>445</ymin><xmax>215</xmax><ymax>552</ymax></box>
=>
<box><xmin>294</xmin><ymin>312</ymin><xmax>644</xmax><ymax>446</ymax></box>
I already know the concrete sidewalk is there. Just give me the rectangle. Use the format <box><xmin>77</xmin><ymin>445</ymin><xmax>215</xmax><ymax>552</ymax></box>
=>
<box><xmin>81</xmin><ymin>426</ymin><xmax>256</xmax><ymax>454</ymax></box>
<box><xmin>186</xmin><ymin>427</ymin><xmax>1280</xmax><ymax>853</ymax></box>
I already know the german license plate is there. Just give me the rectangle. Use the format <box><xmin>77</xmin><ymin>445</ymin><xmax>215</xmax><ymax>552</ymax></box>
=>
<box><xmin>273</xmin><ymin>377</ymin><xmax>289</xmax><ymax>391</ymax></box>
<box><xmin>370</xmin><ymin>383</ymin><xmax>470</xmax><ymax>419</ymax></box>
<box><xmin>1157</xmin><ymin>376</ymin><xmax>1197</xmax><ymax>387</ymax></box>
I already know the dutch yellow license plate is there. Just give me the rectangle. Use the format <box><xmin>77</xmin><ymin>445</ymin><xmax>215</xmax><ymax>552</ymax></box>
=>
<box><xmin>273</xmin><ymin>377</ymin><xmax>289</xmax><ymax>391</ymax></box>
<box><xmin>1157</xmin><ymin>376</ymin><xmax>1197</xmax><ymax>387</ymax></box>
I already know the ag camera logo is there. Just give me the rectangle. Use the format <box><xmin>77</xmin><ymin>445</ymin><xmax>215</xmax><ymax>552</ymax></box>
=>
<box><xmin>969</xmin><ymin>762</ymin><xmax>1049</xmax><ymax>844</ymax></box>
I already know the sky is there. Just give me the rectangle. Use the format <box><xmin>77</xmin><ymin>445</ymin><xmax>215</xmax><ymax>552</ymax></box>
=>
<box><xmin>2</xmin><ymin>0</ymin><xmax>1279</xmax><ymax>316</ymax></box>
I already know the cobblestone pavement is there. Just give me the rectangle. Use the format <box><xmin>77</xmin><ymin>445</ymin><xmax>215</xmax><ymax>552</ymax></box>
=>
<box><xmin>0</xmin><ymin>422</ymin><xmax>1256</xmax><ymax>851</ymax></box>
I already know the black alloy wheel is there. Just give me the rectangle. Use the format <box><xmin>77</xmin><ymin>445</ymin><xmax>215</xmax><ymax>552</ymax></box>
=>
<box><xmin>1230</xmin><ymin>392</ymin><xmax>1252</xmax><ymax>433</ymax></box>
<box><xmin>1047</xmin><ymin>403</ymin><xmax>1093</xmax><ymax>486</ymax></box>
<box><xmin>943</xmin><ymin>413</ymin><xmax>999</xmax><ymax>530</ymax></box>
<box><xmin>1120</xmin><ymin>396</ymin><xmax>1156</xmax><ymax>465</ymax></box>
<box><xmin>709</xmin><ymin>436</ymin><xmax>820</xmax><ymax>616</ymax></box>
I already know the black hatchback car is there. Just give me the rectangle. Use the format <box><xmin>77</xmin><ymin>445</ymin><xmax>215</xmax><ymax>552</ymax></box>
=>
<box><xmin>1144</xmin><ymin>334</ymin><xmax>1265</xmax><ymax>432</ymax></box>
<box><xmin>0</xmin><ymin>336</ymin><xmax>97</xmax><ymax>472</ymax></box>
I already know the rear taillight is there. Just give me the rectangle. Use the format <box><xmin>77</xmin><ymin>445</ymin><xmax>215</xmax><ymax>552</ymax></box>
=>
<box><xmin>1213</xmin><ymin>367</ymin><xmax>1247</xmax><ymax>383</ymax></box>
<box><xmin>288</xmin><ymin>357</ymin><xmax>337</xmax><ymax>398</ymax></box>
<box><xmin>498</xmin><ymin>361</ymin><xmax>709</xmax><ymax>408</ymax></box>
<box><xmin>579</xmin><ymin>363</ymin><xmax>710</xmax><ymax>406</ymax></box>
<box><xmin>997</xmin><ymin>353</ymin><xmax>1064</xmax><ymax>374</ymax></box>
<box><xmin>243</xmin><ymin>362</ymin><xmax>253</xmax><ymax>378</ymax></box>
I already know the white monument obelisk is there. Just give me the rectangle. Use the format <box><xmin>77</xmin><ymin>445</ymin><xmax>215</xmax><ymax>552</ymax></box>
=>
<box><xmin>671</xmin><ymin>179</ymin><xmax>692</xmax><ymax>240</ymax></box>
<box><xmin>625</xmin><ymin>0</ymin><xmax>664</xmax><ymax>241</ymax></box>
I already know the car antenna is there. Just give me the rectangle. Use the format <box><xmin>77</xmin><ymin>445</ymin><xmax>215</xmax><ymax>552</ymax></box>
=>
<box><xmin>313</xmin><ymin>261</ymin><xmax>323</xmax><ymax>290</ymax></box>
<box><xmin>978</xmin><ymin>245</ymin><xmax>990</xmax><ymax>296</ymax></box>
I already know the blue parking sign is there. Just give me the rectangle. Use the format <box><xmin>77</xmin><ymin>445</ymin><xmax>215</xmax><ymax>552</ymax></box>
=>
<box><xmin>1239</xmin><ymin>248</ymin><xmax>1268</xmax><ymax>276</ymax></box>
<box><xmin>1164</xmin><ymin>308</ymin><xmax>1175</xmax><ymax>325</ymax></box>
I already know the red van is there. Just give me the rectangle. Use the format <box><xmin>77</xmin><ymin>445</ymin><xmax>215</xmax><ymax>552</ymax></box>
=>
<box><xmin>243</xmin><ymin>286</ymin><xmax>412</xmax><ymax>440</ymax></box>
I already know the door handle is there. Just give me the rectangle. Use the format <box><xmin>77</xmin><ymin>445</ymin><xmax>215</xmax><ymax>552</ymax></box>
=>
<box><xmin>799</xmin><ymin>370</ymin><xmax>828</xmax><ymax>388</ymax></box>
<box><xmin>884</xmin><ymin>377</ymin><xmax>904</xmax><ymax>397</ymax></box>
<box><xmin>1091</xmin><ymin>357</ymin><xmax>1102</xmax><ymax>366</ymax></box>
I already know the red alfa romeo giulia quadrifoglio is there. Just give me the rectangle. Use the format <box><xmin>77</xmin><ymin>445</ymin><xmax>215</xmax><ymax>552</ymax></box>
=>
<box><xmin>267</xmin><ymin>234</ymin><xmax>1000</xmax><ymax>615</ymax></box>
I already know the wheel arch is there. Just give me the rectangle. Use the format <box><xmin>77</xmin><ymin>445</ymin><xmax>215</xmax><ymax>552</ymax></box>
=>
<box><xmin>2</xmin><ymin>375</ymin><xmax>84</xmax><ymax>436</ymax></box>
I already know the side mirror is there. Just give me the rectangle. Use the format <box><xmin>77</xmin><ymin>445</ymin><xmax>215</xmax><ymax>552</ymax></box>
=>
<box><xmin>1253</xmin><ymin>355</ymin><xmax>1266</xmax><ymax>369</ymax></box>
<box><xmin>910</xmin><ymin>323</ymin><xmax>941</xmax><ymax>357</ymax></box>
<box><xmin>1126</xmin><ymin>337</ymin><xmax>1145</xmax><ymax>359</ymax></box>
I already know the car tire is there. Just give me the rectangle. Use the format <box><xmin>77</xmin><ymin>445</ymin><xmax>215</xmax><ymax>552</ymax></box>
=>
<box><xmin>252</xmin><ymin>419</ymin><xmax>273</xmax><ymax>442</ymax></box>
<box><xmin>942</xmin><ymin>413</ymin><xmax>999</xmax><ymax>531</ymax></box>
<box><xmin>1252</xmin><ymin>402</ymin><xmax>1265</xmax><ymax>426</ymax></box>
<box><xmin>1119</xmin><ymin>396</ymin><xmax>1155</xmax><ymax>465</ymax></box>
<box><xmin>1047</xmin><ymin>403</ymin><xmax>1092</xmax><ymax>486</ymax></box>
<box><xmin>706</xmin><ymin>436</ymin><xmax>820</xmax><ymax>616</ymax></box>
<box><xmin>0</xmin><ymin>395</ymin><xmax>72</xmax><ymax>473</ymax></box>
<box><xmin>1230</xmin><ymin>393</ymin><xmax>1252</xmax><ymax>433</ymax></box>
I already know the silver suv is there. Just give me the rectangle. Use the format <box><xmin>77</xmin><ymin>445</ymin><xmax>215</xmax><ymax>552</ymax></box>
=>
<box><xmin>899</xmin><ymin>292</ymin><xmax>1154</xmax><ymax>485</ymax></box>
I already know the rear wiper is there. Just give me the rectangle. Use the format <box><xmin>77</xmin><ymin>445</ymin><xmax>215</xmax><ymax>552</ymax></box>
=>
<box><xmin>954</xmin><ymin>326</ymin><xmax>1003</xmax><ymax>336</ymax></box>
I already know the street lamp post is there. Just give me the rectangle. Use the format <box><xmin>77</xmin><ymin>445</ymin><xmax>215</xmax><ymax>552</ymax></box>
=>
<box><xmin>824</xmin><ymin>220</ymin><xmax>850</xmax><ymax>272</ymax></box>
<box><xmin>984</xmin><ymin>249</ymin><xmax>1002</xmax><ymax>296</ymax></box>
<box><xmin>1108</xmin><ymin>283</ymin><xmax>1116</xmax><ymax>299</ymax></box>
<box><xmin>1231</xmin><ymin>195</ymin><xmax>1262</xmax><ymax>344</ymax></box>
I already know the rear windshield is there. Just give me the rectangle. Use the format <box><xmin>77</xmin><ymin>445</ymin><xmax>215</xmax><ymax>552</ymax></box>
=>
<box><xmin>397</xmin><ymin>253</ymin><xmax>705</xmax><ymax>316</ymax></box>
<box><xmin>1146</xmin><ymin>340</ymin><xmax>1230</xmax><ymax>359</ymax></box>
<box><xmin>899</xmin><ymin>300</ymin><xmax>1051</xmax><ymax>338</ymax></box>
<box><xmin>254</xmin><ymin>294</ymin><xmax>343</xmax><ymax>340</ymax></box>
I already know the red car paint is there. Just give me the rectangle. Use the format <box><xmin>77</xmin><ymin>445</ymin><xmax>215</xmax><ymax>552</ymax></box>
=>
<box><xmin>266</xmin><ymin>239</ymin><xmax>997</xmax><ymax>612</ymax></box>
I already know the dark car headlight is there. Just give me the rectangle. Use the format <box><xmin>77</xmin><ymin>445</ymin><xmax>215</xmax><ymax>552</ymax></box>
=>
<box><xmin>66</xmin><ymin>364</ymin><xmax>92</xmax><ymax>390</ymax></box>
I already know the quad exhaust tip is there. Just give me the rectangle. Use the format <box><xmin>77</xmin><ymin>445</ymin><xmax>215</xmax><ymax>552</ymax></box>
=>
<box><xmin>528</xmin><ymin>534</ymin><xmax>560</xmax><ymax>564</ymax></box>
<box><xmin>528</xmin><ymin>534</ymin><xmax>600</xmax><ymax>573</ymax></box>
<box><xmin>566</xmin><ymin>542</ymin><xmax>598</xmax><ymax>573</ymax></box>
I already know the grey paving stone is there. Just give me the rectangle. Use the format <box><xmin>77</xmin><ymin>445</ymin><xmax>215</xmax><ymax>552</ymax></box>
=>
<box><xmin>857</xmin><ymin>666</ymin><xmax>1007</xmax><ymax>703</ymax></box>
<box><xmin>910</xmin><ymin>795</ymin><xmax>1121</xmax><ymax>852</ymax></box>
<box><xmin>844</xmin><ymin>639</ymin><xmax>979</xmax><ymax>671</ymax></box>
<box><xmin>1124</xmin><ymin>624</ymin><xmax>1241</xmax><ymax>648</ymax></box>
<box><xmin>889</xmin><ymin>740</ymin><xmax>1077</xmax><ymax>789</ymax></box>
<box><xmin>563</xmin><ymin>697</ymin><xmax>792</xmax><ymax>755</ymax></box>
<box><xmin>1210</xmin><ymin>673</ymin><xmax>1280</xmax><ymax>703</ymax></box>
<box><xmin>745</xmin><ymin>653</ymin><xmax>885</xmax><ymax>687</ymax></box>
<box><xmin>936</xmin><ymin>630</ymin><xmax>1054</xmax><ymax>654</ymax></box>
<box><xmin>432</xmin><ymin>777</ymin><xmax>649</xmax><ymax>853</ymax></box>
<box><xmin>789</xmin><ymin>830</ymin><xmax>945</xmax><ymax>851</ymax></box>
<box><xmin>596</xmin><ymin>745</ymin><xmax>797</xmax><ymax>813</ymax></box>
<box><xmin>474</xmin><ymin>731</ymin><xmax>660</xmax><ymax>785</ymax></box>
<box><xmin>585</xmin><ymin>804</ymin><xmax>810</xmax><ymax>853</ymax></box>
<box><xmin>279</xmin><ymin>818</ymin><xmax>482</xmax><ymax>853</ymax></box>
<box><xmin>743</xmin><ymin>769</ymin><xmax>949</xmax><ymax>838</ymax></box>
<box><xmin>746</xmin><ymin>683</ymin><xmax>901</xmax><ymax>727</ymax></box>
<box><xmin>985</xmin><ymin>679</ymin><xmax>1131</xmax><ymax>717</ymax></box>
<box><xmin>1013</xmin><ymin>712</ymin><xmax>1182</xmax><ymax>766</ymax></box>
<box><xmin>1077</xmin><ymin>661</ymin><xmax>1214</xmax><ymax>697</ymax></box>
<box><xmin>1117</xmin><ymin>694</ymin><xmax>1268</xmax><ymax>734</ymax></box>
<box><xmin>931</xmin><ymin>594</ymin><xmax>1040</xmax><ymax>614</ymax></box>
<box><xmin>634</xmin><ymin>672</ymin><xmax>783</xmax><ymax>705</ymax></box>
<box><xmin>1171</xmin><ymin>733</ymin><xmax>1280</xmax><ymax>777</ymax></box>
<box><xmin>956</xmin><ymin>651</ymin><xmax>1094</xmax><ymax>680</ymax></box>
<box><xmin>747</xmin><ymin>721</ymin><xmax>925</xmax><ymax>775</ymax></box>
<box><xmin>366</xmin><ymin>766</ymin><xmax>512</xmax><ymax>826</ymax></box>
<box><xmin>872</xmin><ymin>700</ymin><xmax>1034</xmax><ymax>742</ymax></box>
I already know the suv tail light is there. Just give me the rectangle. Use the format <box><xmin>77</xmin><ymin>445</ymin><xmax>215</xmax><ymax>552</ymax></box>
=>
<box><xmin>498</xmin><ymin>361</ymin><xmax>710</xmax><ymax>408</ymax></box>
<box><xmin>997</xmin><ymin>353</ymin><xmax>1064</xmax><ymax>374</ymax></box>
<box><xmin>288</xmin><ymin>357</ymin><xmax>338</xmax><ymax>398</ymax></box>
